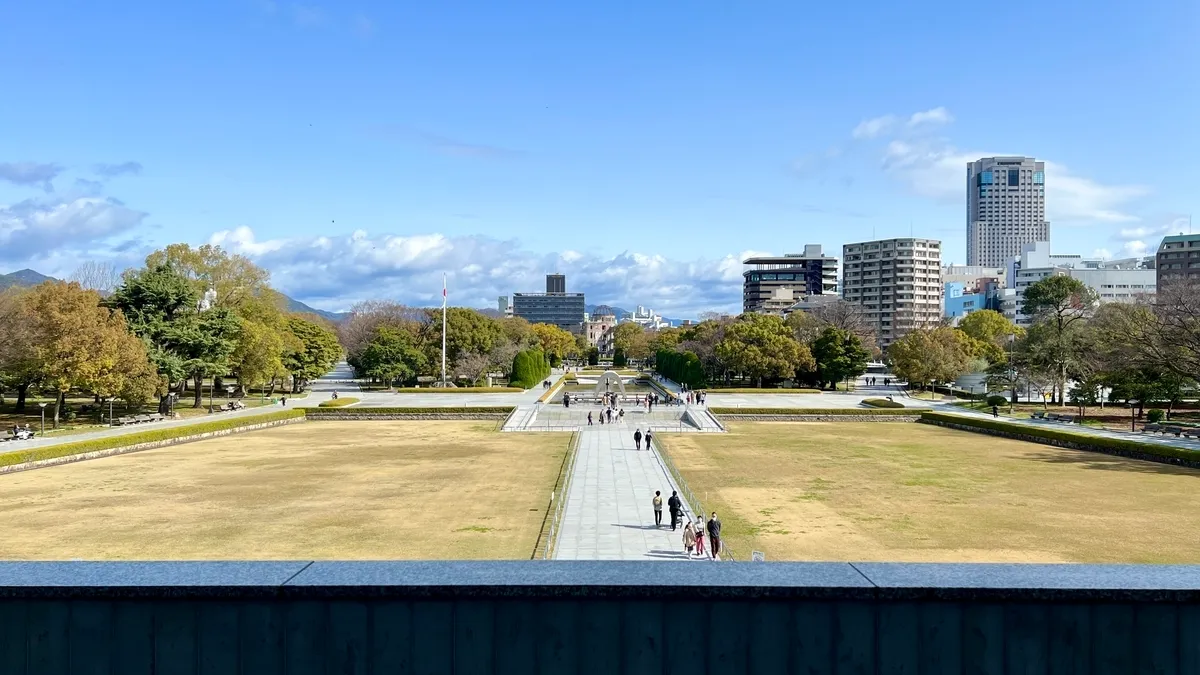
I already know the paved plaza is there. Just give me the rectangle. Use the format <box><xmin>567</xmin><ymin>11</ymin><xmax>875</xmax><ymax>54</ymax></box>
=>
<box><xmin>553</xmin><ymin>424</ymin><xmax>704</xmax><ymax>561</ymax></box>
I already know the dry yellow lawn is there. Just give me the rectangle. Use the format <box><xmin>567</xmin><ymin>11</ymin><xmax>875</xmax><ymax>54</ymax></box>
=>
<box><xmin>0</xmin><ymin>422</ymin><xmax>570</xmax><ymax>560</ymax></box>
<box><xmin>661</xmin><ymin>422</ymin><xmax>1200</xmax><ymax>563</ymax></box>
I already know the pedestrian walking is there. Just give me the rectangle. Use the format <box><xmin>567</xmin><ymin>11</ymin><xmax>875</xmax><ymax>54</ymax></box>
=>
<box><xmin>683</xmin><ymin>520</ymin><xmax>696</xmax><ymax>556</ymax></box>
<box><xmin>281</xmin><ymin>395</ymin><xmax>287</xmax><ymax>407</ymax></box>
<box><xmin>707</xmin><ymin>512</ymin><xmax>722</xmax><ymax>559</ymax></box>
<box><xmin>694</xmin><ymin>518</ymin><xmax>706</xmax><ymax>557</ymax></box>
<box><xmin>652</xmin><ymin>491</ymin><xmax>663</xmax><ymax>527</ymax></box>
<box><xmin>992</xmin><ymin>405</ymin><xmax>999</xmax><ymax>418</ymax></box>
<box><xmin>634</xmin><ymin>428</ymin><xmax>643</xmax><ymax>451</ymax></box>
<box><xmin>668</xmin><ymin>490</ymin><xmax>682</xmax><ymax>530</ymax></box>
<box><xmin>587</xmin><ymin>411</ymin><xmax>593</xmax><ymax>426</ymax></box>
<box><xmin>644</xmin><ymin>429</ymin><xmax>652</xmax><ymax>449</ymax></box>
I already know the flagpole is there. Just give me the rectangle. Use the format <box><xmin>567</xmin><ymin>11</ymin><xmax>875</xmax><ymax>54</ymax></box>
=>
<box><xmin>441</xmin><ymin>273</ymin><xmax>447</xmax><ymax>386</ymax></box>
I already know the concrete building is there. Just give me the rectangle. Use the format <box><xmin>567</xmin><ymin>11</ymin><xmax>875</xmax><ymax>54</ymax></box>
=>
<box><xmin>1157</xmin><ymin>234</ymin><xmax>1200</xmax><ymax>288</ymax></box>
<box><xmin>497</xmin><ymin>296</ymin><xmax>513</xmax><ymax>318</ymax></box>
<box><xmin>627</xmin><ymin>305</ymin><xmax>670</xmax><ymax>330</ymax></box>
<box><xmin>842</xmin><ymin>238</ymin><xmax>943</xmax><ymax>348</ymax></box>
<box><xmin>943</xmin><ymin>282</ymin><xmax>985</xmax><ymax>322</ymax></box>
<box><xmin>512</xmin><ymin>274</ymin><xmax>585</xmax><ymax>332</ymax></box>
<box><xmin>742</xmin><ymin>244</ymin><xmax>838</xmax><ymax>314</ymax></box>
<box><xmin>584</xmin><ymin>307</ymin><xmax>617</xmax><ymax>353</ymax></box>
<box><xmin>941</xmin><ymin>264</ymin><xmax>1006</xmax><ymax>293</ymax></box>
<box><xmin>967</xmin><ymin>157</ymin><xmax>1049</xmax><ymax>267</ymax></box>
<box><xmin>1006</xmin><ymin>242</ymin><xmax>1157</xmax><ymax>326</ymax></box>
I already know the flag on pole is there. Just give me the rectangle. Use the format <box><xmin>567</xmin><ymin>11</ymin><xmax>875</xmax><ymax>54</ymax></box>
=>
<box><xmin>441</xmin><ymin>273</ymin><xmax>447</xmax><ymax>386</ymax></box>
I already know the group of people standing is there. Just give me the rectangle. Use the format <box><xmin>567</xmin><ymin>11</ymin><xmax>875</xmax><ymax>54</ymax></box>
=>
<box><xmin>682</xmin><ymin>513</ymin><xmax>721</xmax><ymax>559</ymax></box>
<box><xmin>865</xmin><ymin>377</ymin><xmax>890</xmax><ymax>387</ymax></box>
<box><xmin>651</xmin><ymin>489</ymin><xmax>723</xmax><ymax>560</ymax></box>
<box><xmin>587</xmin><ymin>407</ymin><xmax>622</xmax><ymax>425</ymax></box>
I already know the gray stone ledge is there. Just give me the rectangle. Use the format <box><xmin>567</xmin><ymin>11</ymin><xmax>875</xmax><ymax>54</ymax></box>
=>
<box><xmin>717</xmin><ymin>414</ymin><xmax>922</xmax><ymax>422</ymax></box>
<box><xmin>1</xmin><ymin>562</ymin><xmax>1198</xmax><ymax>602</ymax></box>
<box><xmin>306</xmin><ymin>413</ymin><xmax>510</xmax><ymax>420</ymax></box>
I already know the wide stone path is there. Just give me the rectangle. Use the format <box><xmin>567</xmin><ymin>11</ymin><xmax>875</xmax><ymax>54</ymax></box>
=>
<box><xmin>553</xmin><ymin>423</ymin><xmax>702</xmax><ymax>561</ymax></box>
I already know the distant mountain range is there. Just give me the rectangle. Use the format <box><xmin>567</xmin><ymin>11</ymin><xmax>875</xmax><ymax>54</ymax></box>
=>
<box><xmin>1</xmin><ymin>268</ymin><xmax>350</xmax><ymax>321</ymax></box>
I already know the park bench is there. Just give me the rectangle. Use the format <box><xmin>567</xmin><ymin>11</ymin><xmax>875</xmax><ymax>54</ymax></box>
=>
<box><xmin>1143</xmin><ymin>423</ymin><xmax>1163</xmax><ymax>433</ymax></box>
<box><xmin>1162</xmin><ymin>426</ymin><xmax>1185</xmax><ymax>437</ymax></box>
<box><xmin>146</xmin><ymin>413</ymin><xmax>165</xmax><ymax>422</ymax></box>
<box><xmin>1030</xmin><ymin>411</ymin><xmax>1046</xmax><ymax>420</ymax></box>
<box><xmin>1046</xmin><ymin>414</ymin><xmax>1076</xmax><ymax>424</ymax></box>
<box><xmin>1183</xmin><ymin>429</ymin><xmax>1200</xmax><ymax>439</ymax></box>
<box><xmin>113</xmin><ymin>416</ymin><xmax>136</xmax><ymax>426</ymax></box>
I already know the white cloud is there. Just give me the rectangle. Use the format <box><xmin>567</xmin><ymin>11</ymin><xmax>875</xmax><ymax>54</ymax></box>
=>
<box><xmin>1109</xmin><ymin>215</ymin><xmax>1191</xmax><ymax>257</ymax></box>
<box><xmin>1043</xmin><ymin>161</ymin><xmax>1149</xmax><ymax>223</ymax></box>
<box><xmin>908</xmin><ymin>107</ymin><xmax>954</xmax><ymax>128</ymax></box>
<box><xmin>0</xmin><ymin>197</ymin><xmax>147</xmax><ymax>261</ymax></box>
<box><xmin>851</xmin><ymin>115</ymin><xmax>897</xmax><ymax>140</ymax></box>
<box><xmin>212</xmin><ymin>227</ymin><xmax>752</xmax><ymax>317</ymax></box>
<box><xmin>0</xmin><ymin>162</ymin><xmax>62</xmax><ymax>192</ymax></box>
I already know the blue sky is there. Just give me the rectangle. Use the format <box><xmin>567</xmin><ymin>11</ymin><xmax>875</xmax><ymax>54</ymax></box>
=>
<box><xmin>1</xmin><ymin>0</ymin><xmax>1196</xmax><ymax>316</ymax></box>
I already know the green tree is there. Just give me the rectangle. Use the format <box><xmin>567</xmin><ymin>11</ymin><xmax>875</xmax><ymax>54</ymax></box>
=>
<box><xmin>144</xmin><ymin>243</ymin><xmax>271</xmax><ymax>310</ymax></box>
<box><xmin>956</xmin><ymin>309</ymin><xmax>1023</xmax><ymax>365</ymax></box>
<box><xmin>0</xmin><ymin>288</ymin><xmax>41</xmax><ymax>411</ymax></box>
<box><xmin>887</xmin><ymin>327</ymin><xmax>974</xmax><ymax>392</ymax></box>
<box><xmin>359</xmin><ymin>327</ymin><xmax>427</xmax><ymax>387</ymax></box>
<box><xmin>175</xmin><ymin>308</ymin><xmax>241</xmax><ymax>407</ymax></box>
<box><xmin>612</xmin><ymin>323</ymin><xmax>650</xmax><ymax>361</ymax></box>
<box><xmin>283</xmin><ymin>315</ymin><xmax>342</xmax><ymax>392</ymax></box>
<box><xmin>110</xmin><ymin>263</ymin><xmax>201</xmax><ymax>413</ymax></box>
<box><xmin>231</xmin><ymin>317</ymin><xmax>286</xmax><ymax>395</ymax></box>
<box><xmin>715</xmin><ymin>314</ymin><xmax>814</xmax><ymax>387</ymax></box>
<box><xmin>810</xmin><ymin>327</ymin><xmax>870</xmax><ymax>390</ymax></box>
<box><xmin>421</xmin><ymin>308</ymin><xmax>503</xmax><ymax>374</ymax></box>
<box><xmin>1020</xmin><ymin>276</ymin><xmax>1097</xmax><ymax>405</ymax></box>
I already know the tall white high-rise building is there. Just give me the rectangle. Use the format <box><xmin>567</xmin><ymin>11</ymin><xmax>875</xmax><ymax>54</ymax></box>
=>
<box><xmin>967</xmin><ymin>157</ymin><xmax>1049</xmax><ymax>267</ymax></box>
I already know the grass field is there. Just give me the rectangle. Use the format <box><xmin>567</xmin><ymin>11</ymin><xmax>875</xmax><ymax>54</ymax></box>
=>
<box><xmin>660</xmin><ymin>422</ymin><xmax>1200</xmax><ymax>563</ymax></box>
<box><xmin>0</xmin><ymin>422</ymin><xmax>569</xmax><ymax>560</ymax></box>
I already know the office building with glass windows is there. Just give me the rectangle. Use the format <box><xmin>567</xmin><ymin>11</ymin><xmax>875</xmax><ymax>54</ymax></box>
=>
<box><xmin>967</xmin><ymin>157</ymin><xmax>1049</xmax><ymax>267</ymax></box>
<box><xmin>742</xmin><ymin>245</ymin><xmax>839</xmax><ymax>314</ymax></box>
<box><xmin>513</xmin><ymin>274</ymin><xmax>586</xmax><ymax>333</ymax></box>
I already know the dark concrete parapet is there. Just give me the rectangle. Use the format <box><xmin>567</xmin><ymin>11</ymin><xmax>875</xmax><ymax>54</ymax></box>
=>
<box><xmin>718</xmin><ymin>414</ymin><xmax>922</xmax><ymax>422</ymax></box>
<box><xmin>3</xmin><ymin>562</ymin><xmax>1200</xmax><ymax>673</ymax></box>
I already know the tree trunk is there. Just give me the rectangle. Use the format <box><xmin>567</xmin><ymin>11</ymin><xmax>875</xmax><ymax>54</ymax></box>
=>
<box><xmin>15</xmin><ymin>383</ymin><xmax>29</xmax><ymax>412</ymax></box>
<box><xmin>193</xmin><ymin>374</ymin><xmax>203</xmax><ymax>408</ymax></box>
<box><xmin>54</xmin><ymin>390</ymin><xmax>65</xmax><ymax>428</ymax></box>
<box><xmin>1168</xmin><ymin>399</ymin><xmax>1175</xmax><ymax>420</ymax></box>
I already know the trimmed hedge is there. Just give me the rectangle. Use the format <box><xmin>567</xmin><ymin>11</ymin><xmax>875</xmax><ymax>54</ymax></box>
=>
<box><xmin>387</xmin><ymin>387</ymin><xmax>523</xmax><ymax>393</ymax></box>
<box><xmin>510</xmin><ymin>349</ymin><xmax>551</xmax><ymax>389</ymax></box>
<box><xmin>985</xmin><ymin>395</ymin><xmax>1009</xmax><ymax>408</ymax></box>
<box><xmin>709</xmin><ymin>407</ymin><xmax>925</xmax><ymax>416</ymax></box>
<box><xmin>862</xmin><ymin>398</ymin><xmax>905</xmax><ymax>409</ymax></box>
<box><xmin>655</xmin><ymin>349</ymin><xmax>706</xmax><ymax>388</ymax></box>
<box><xmin>707</xmin><ymin>387</ymin><xmax>822</xmax><ymax>394</ymax></box>
<box><xmin>919</xmin><ymin>411</ymin><xmax>1200</xmax><ymax>464</ymax></box>
<box><xmin>0</xmin><ymin>409</ymin><xmax>307</xmax><ymax>470</ymax></box>
<box><xmin>306</xmin><ymin>407</ymin><xmax>516</xmax><ymax>415</ymax></box>
<box><xmin>317</xmin><ymin>397</ymin><xmax>360</xmax><ymax>407</ymax></box>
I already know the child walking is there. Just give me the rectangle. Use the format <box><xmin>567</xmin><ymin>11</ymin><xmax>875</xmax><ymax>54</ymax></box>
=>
<box><xmin>683</xmin><ymin>519</ymin><xmax>696</xmax><ymax>556</ymax></box>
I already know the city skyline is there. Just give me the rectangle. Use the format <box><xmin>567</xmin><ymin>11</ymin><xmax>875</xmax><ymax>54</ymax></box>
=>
<box><xmin>1</xmin><ymin>0</ymin><xmax>1195</xmax><ymax>317</ymax></box>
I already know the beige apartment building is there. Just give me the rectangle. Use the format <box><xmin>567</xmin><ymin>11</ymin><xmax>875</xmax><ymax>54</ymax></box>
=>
<box><xmin>842</xmin><ymin>238</ymin><xmax>944</xmax><ymax>348</ymax></box>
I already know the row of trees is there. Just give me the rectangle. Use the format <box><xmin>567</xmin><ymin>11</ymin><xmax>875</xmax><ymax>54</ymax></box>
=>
<box><xmin>648</xmin><ymin>301</ymin><xmax>875</xmax><ymax>389</ymax></box>
<box><xmin>340</xmin><ymin>303</ymin><xmax>581</xmax><ymax>387</ymax></box>
<box><xmin>887</xmin><ymin>276</ymin><xmax>1200</xmax><ymax>416</ymax></box>
<box><xmin>0</xmin><ymin>244</ymin><xmax>342</xmax><ymax>425</ymax></box>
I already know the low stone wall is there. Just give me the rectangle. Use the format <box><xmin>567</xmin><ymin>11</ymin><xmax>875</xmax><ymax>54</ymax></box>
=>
<box><xmin>306</xmin><ymin>412</ymin><xmax>511</xmax><ymax>421</ymax></box>
<box><xmin>921</xmin><ymin>418</ymin><xmax>1200</xmax><ymax>470</ymax></box>
<box><xmin>719</xmin><ymin>414</ymin><xmax>922</xmax><ymax>422</ymax></box>
<box><xmin>0</xmin><ymin>416</ymin><xmax>306</xmax><ymax>476</ymax></box>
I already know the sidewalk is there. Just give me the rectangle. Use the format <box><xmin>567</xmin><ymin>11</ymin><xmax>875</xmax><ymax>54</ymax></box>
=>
<box><xmin>553</xmin><ymin>424</ymin><xmax>709</xmax><ymax>561</ymax></box>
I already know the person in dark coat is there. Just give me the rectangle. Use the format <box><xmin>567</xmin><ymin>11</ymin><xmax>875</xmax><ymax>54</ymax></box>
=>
<box><xmin>707</xmin><ymin>512</ymin><xmax>722</xmax><ymax>559</ymax></box>
<box><xmin>667</xmin><ymin>491</ymin><xmax>682</xmax><ymax>530</ymax></box>
<box><xmin>633</xmin><ymin>428</ymin><xmax>643</xmax><ymax>451</ymax></box>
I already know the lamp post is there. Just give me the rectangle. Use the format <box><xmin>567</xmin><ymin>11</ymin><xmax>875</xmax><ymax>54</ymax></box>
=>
<box><xmin>38</xmin><ymin>402</ymin><xmax>47</xmax><ymax>436</ymax></box>
<box><xmin>1129</xmin><ymin>400</ymin><xmax>1139</xmax><ymax>432</ymax></box>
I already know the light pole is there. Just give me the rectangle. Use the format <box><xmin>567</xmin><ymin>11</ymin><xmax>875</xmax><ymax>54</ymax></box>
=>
<box><xmin>38</xmin><ymin>402</ymin><xmax>47</xmax><ymax>436</ymax></box>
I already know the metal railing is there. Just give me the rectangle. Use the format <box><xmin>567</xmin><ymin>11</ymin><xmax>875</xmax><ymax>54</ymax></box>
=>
<box><xmin>540</xmin><ymin>432</ymin><xmax>582</xmax><ymax>559</ymax></box>
<box><xmin>648</xmin><ymin>434</ymin><xmax>735</xmax><ymax>561</ymax></box>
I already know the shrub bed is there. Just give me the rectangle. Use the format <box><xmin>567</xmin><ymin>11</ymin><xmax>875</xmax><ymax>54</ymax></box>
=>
<box><xmin>509</xmin><ymin>349</ymin><xmax>551</xmax><ymax>389</ymax></box>
<box><xmin>919</xmin><ymin>411</ymin><xmax>1200</xmax><ymax>467</ymax></box>
<box><xmin>0</xmin><ymin>409</ymin><xmax>307</xmax><ymax>471</ymax></box>
<box><xmin>862</xmin><ymin>398</ymin><xmax>905</xmax><ymax>409</ymax></box>
<box><xmin>708</xmin><ymin>387</ymin><xmax>822</xmax><ymax>394</ymax></box>
<box><xmin>317</xmin><ymin>397</ymin><xmax>360</xmax><ymax>407</ymax></box>
<box><xmin>306</xmin><ymin>407</ymin><xmax>516</xmax><ymax>415</ymax></box>
<box><xmin>710</xmin><ymin>407</ymin><xmax>923</xmax><ymax>416</ymax></box>
<box><xmin>386</xmin><ymin>387</ymin><xmax>524</xmax><ymax>393</ymax></box>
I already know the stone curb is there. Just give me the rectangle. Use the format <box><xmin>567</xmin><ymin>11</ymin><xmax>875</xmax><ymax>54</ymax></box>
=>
<box><xmin>306</xmin><ymin>413</ymin><xmax>510</xmax><ymax>421</ymax></box>
<box><xmin>0</xmin><ymin>417</ymin><xmax>306</xmax><ymax>476</ymax></box>
<box><xmin>717</xmin><ymin>414</ymin><xmax>923</xmax><ymax>422</ymax></box>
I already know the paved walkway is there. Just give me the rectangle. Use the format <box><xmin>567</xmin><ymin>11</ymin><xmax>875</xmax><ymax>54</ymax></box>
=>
<box><xmin>554</xmin><ymin>424</ymin><xmax>708</xmax><ymax>561</ymax></box>
<box><xmin>941</xmin><ymin>405</ymin><xmax>1200</xmax><ymax>452</ymax></box>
